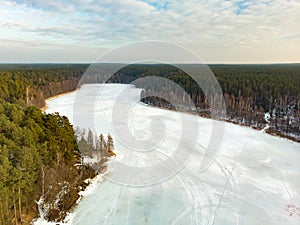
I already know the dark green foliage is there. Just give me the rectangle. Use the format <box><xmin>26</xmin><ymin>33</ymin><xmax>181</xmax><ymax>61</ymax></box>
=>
<box><xmin>107</xmin><ymin>64</ymin><xmax>300</xmax><ymax>139</ymax></box>
<box><xmin>0</xmin><ymin>64</ymin><xmax>118</xmax><ymax>224</ymax></box>
<box><xmin>0</xmin><ymin>101</ymin><xmax>78</xmax><ymax>224</ymax></box>
<box><xmin>0</xmin><ymin>65</ymin><xmax>85</xmax><ymax>108</ymax></box>
<box><xmin>109</xmin><ymin>64</ymin><xmax>300</xmax><ymax>112</ymax></box>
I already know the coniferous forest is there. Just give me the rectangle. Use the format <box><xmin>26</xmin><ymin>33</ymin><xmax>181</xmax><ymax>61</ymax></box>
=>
<box><xmin>108</xmin><ymin>64</ymin><xmax>300</xmax><ymax>141</ymax></box>
<box><xmin>0</xmin><ymin>64</ymin><xmax>114</xmax><ymax>224</ymax></box>
<box><xmin>0</xmin><ymin>63</ymin><xmax>299</xmax><ymax>224</ymax></box>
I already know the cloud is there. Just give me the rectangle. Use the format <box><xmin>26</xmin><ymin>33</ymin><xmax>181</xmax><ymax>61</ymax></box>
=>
<box><xmin>0</xmin><ymin>0</ymin><xmax>299</xmax><ymax>62</ymax></box>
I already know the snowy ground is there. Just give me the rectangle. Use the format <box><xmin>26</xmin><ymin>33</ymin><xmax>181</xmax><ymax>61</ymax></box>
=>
<box><xmin>37</xmin><ymin>84</ymin><xmax>300</xmax><ymax>225</ymax></box>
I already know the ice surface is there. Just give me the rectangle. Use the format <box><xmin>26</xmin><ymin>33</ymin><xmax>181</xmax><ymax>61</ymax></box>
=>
<box><xmin>39</xmin><ymin>84</ymin><xmax>300</xmax><ymax>225</ymax></box>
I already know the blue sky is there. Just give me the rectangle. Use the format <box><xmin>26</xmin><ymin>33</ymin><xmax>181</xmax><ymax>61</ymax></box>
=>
<box><xmin>0</xmin><ymin>0</ymin><xmax>299</xmax><ymax>63</ymax></box>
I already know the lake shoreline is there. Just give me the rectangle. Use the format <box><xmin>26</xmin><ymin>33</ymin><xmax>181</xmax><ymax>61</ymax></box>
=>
<box><xmin>33</xmin><ymin>87</ymin><xmax>114</xmax><ymax>224</ymax></box>
<box><xmin>32</xmin><ymin>163</ymin><xmax>109</xmax><ymax>224</ymax></box>
<box><xmin>42</xmin><ymin>85</ymin><xmax>300</xmax><ymax>144</ymax></box>
<box><xmin>41</xmin><ymin>83</ymin><xmax>300</xmax><ymax>225</ymax></box>
<box><xmin>143</xmin><ymin>102</ymin><xmax>300</xmax><ymax>143</ymax></box>
<box><xmin>40</xmin><ymin>89</ymin><xmax>78</xmax><ymax>112</ymax></box>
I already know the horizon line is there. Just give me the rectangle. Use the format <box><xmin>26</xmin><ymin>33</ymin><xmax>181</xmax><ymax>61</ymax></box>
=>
<box><xmin>0</xmin><ymin>62</ymin><xmax>300</xmax><ymax>65</ymax></box>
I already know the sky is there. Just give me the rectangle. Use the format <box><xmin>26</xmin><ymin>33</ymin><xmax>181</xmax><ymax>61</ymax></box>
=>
<box><xmin>0</xmin><ymin>0</ymin><xmax>299</xmax><ymax>63</ymax></box>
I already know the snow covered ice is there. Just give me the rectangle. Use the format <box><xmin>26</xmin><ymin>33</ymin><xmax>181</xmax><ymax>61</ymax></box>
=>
<box><xmin>40</xmin><ymin>84</ymin><xmax>300</xmax><ymax>225</ymax></box>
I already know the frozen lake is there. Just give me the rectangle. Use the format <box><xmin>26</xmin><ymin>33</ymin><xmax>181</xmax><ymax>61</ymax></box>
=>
<box><xmin>41</xmin><ymin>84</ymin><xmax>300</xmax><ymax>225</ymax></box>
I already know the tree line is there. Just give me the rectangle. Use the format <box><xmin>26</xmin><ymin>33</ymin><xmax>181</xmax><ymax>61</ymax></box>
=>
<box><xmin>0</xmin><ymin>65</ymin><xmax>86</xmax><ymax>108</ymax></box>
<box><xmin>107</xmin><ymin>64</ymin><xmax>300</xmax><ymax>141</ymax></box>
<box><xmin>1</xmin><ymin>63</ymin><xmax>299</xmax><ymax>141</ymax></box>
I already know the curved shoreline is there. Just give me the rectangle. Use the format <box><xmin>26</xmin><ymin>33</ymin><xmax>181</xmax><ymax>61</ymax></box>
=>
<box><xmin>41</xmin><ymin>85</ymin><xmax>299</xmax><ymax>143</ymax></box>
<box><xmin>32</xmin><ymin>165</ymin><xmax>110</xmax><ymax>225</ymax></box>
<box><xmin>40</xmin><ymin>83</ymin><xmax>300</xmax><ymax>225</ymax></box>
<box><xmin>143</xmin><ymin>102</ymin><xmax>300</xmax><ymax>143</ymax></box>
<box><xmin>40</xmin><ymin>89</ymin><xmax>78</xmax><ymax>112</ymax></box>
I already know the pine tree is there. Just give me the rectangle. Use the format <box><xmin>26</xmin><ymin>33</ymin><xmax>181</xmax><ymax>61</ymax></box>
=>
<box><xmin>87</xmin><ymin>129</ymin><xmax>94</xmax><ymax>149</ymax></box>
<box><xmin>106</xmin><ymin>134</ymin><xmax>116</xmax><ymax>157</ymax></box>
<box><xmin>99</xmin><ymin>134</ymin><xmax>107</xmax><ymax>157</ymax></box>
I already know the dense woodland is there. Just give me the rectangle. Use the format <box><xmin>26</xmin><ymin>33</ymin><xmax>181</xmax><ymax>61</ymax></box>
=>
<box><xmin>0</xmin><ymin>64</ymin><xmax>86</xmax><ymax>108</ymax></box>
<box><xmin>107</xmin><ymin>64</ymin><xmax>300</xmax><ymax>141</ymax></box>
<box><xmin>0</xmin><ymin>65</ymin><xmax>114</xmax><ymax>225</ymax></box>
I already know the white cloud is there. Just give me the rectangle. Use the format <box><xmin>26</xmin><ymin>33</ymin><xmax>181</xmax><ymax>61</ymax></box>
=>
<box><xmin>0</xmin><ymin>0</ymin><xmax>299</xmax><ymax>62</ymax></box>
